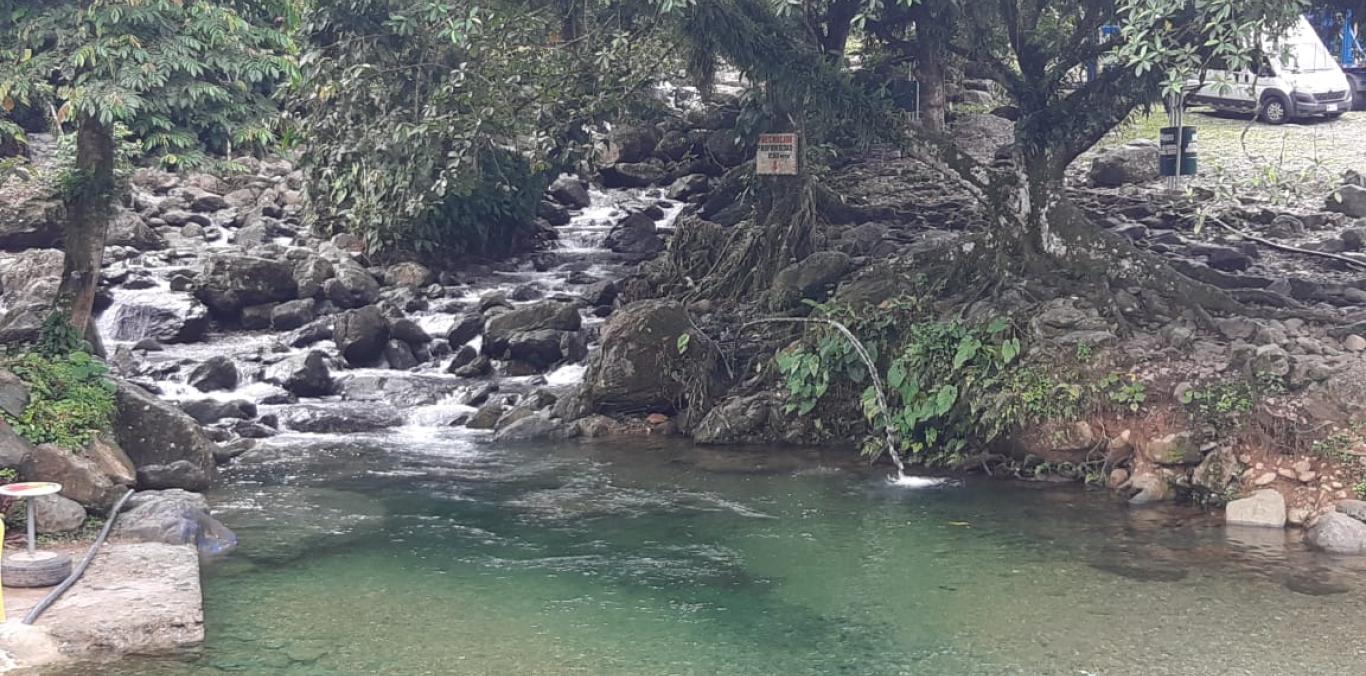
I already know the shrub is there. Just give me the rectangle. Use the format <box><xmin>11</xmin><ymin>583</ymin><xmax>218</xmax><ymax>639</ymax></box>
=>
<box><xmin>1</xmin><ymin>347</ymin><xmax>116</xmax><ymax>450</ymax></box>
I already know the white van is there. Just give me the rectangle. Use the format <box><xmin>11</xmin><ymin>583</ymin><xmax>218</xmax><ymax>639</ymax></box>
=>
<box><xmin>1188</xmin><ymin>16</ymin><xmax>1354</xmax><ymax>124</ymax></box>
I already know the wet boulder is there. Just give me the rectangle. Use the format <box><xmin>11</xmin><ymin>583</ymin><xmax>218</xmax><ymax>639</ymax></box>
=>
<box><xmin>280</xmin><ymin>402</ymin><xmax>403</xmax><ymax>433</ymax></box>
<box><xmin>112</xmin><ymin>382</ymin><xmax>218</xmax><ymax>486</ymax></box>
<box><xmin>292</xmin><ymin>255</ymin><xmax>335</xmax><ymax>300</ymax></box>
<box><xmin>585</xmin><ymin>299</ymin><xmax>725</xmax><ymax>415</ymax></box>
<box><xmin>446</xmin><ymin>312</ymin><xmax>484</xmax><ymax>347</ymax></box>
<box><xmin>334</xmin><ymin>305</ymin><xmax>390</xmax><ymax>366</ymax></box>
<box><xmin>537</xmin><ymin>200</ymin><xmax>571</xmax><ymax>226</ymax></box>
<box><xmin>668</xmin><ymin>173</ymin><xmax>709</xmax><ymax>201</ymax></box>
<box><xmin>196</xmin><ymin>254</ymin><xmax>299</xmax><ymax>317</ymax></box>
<box><xmin>549</xmin><ymin>175</ymin><xmax>591</xmax><ymax>209</ymax></box>
<box><xmin>188</xmin><ymin>355</ymin><xmax>239</xmax><ymax>392</ymax></box>
<box><xmin>103</xmin><ymin>299</ymin><xmax>210</xmax><ymax>344</ymax></box>
<box><xmin>113</xmin><ymin>489</ymin><xmax>238</xmax><ymax>558</ymax></box>
<box><xmin>106</xmin><ymin>209</ymin><xmax>165</xmax><ymax>251</ymax></box>
<box><xmin>383</xmin><ymin>339</ymin><xmax>419</xmax><ymax>370</ymax></box>
<box><xmin>604</xmin><ymin>213</ymin><xmax>663</xmax><ymax>256</ymax></box>
<box><xmin>1088</xmin><ymin>141</ymin><xmax>1160</xmax><ymax>187</ymax></box>
<box><xmin>492</xmin><ymin>413</ymin><xmax>577</xmax><ymax>443</ymax></box>
<box><xmin>609</xmin><ymin>125</ymin><xmax>662</xmax><ymax>164</ymax></box>
<box><xmin>483</xmin><ymin>301</ymin><xmax>581</xmax><ymax>357</ymax></box>
<box><xmin>180</xmin><ymin>399</ymin><xmax>257</xmax><ymax>425</ymax></box>
<box><xmin>503</xmin><ymin>329</ymin><xmax>585</xmax><ymax>370</ymax></box>
<box><xmin>265</xmin><ymin>350</ymin><xmax>333</xmax><ymax>397</ymax></box>
<box><xmin>270</xmin><ymin>298</ymin><xmax>316</xmax><ymax>331</ymax></box>
<box><xmin>599</xmin><ymin>162</ymin><xmax>666</xmax><ymax>189</ymax></box>
<box><xmin>323</xmin><ymin>260</ymin><xmax>381</xmax><ymax>309</ymax></box>
<box><xmin>137</xmin><ymin>460</ymin><xmax>211</xmax><ymax>492</ymax></box>
<box><xmin>389</xmin><ymin>318</ymin><xmax>431</xmax><ymax>346</ymax></box>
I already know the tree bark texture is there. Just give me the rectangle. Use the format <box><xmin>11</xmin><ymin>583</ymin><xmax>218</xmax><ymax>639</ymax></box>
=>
<box><xmin>55</xmin><ymin>113</ymin><xmax>116</xmax><ymax>335</ymax></box>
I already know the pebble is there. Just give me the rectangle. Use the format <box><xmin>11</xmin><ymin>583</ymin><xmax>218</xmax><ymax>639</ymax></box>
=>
<box><xmin>1278</xmin><ymin>467</ymin><xmax>1298</xmax><ymax>480</ymax></box>
<box><xmin>1333</xmin><ymin>481</ymin><xmax>1344</xmax><ymax>489</ymax></box>
<box><xmin>1239</xmin><ymin>454</ymin><xmax>1253</xmax><ymax>465</ymax></box>
<box><xmin>1298</xmin><ymin>471</ymin><xmax>1317</xmax><ymax>483</ymax></box>
<box><xmin>1345</xmin><ymin>334</ymin><xmax>1366</xmax><ymax>352</ymax></box>
<box><xmin>1293</xmin><ymin>459</ymin><xmax>1313</xmax><ymax>473</ymax></box>
<box><xmin>1255</xmin><ymin>472</ymin><xmax>1279</xmax><ymax>486</ymax></box>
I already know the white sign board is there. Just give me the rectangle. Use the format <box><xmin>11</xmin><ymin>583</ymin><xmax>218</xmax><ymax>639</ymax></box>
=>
<box><xmin>755</xmin><ymin>133</ymin><xmax>798</xmax><ymax>175</ymax></box>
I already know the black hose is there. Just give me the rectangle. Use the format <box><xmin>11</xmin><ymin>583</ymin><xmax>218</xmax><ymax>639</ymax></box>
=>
<box><xmin>22</xmin><ymin>488</ymin><xmax>136</xmax><ymax>625</ymax></box>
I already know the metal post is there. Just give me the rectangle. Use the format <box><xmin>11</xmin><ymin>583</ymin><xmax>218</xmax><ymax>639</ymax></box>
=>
<box><xmin>25</xmin><ymin>496</ymin><xmax>36</xmax><ymax>556</ymax></box>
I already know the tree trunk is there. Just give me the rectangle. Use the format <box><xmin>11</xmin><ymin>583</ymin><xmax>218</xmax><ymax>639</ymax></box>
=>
<box><xmin>913</xmin><ymin>49</ymin><xmax>948</xmax><ymax>133</ymax></box>
<box><xmin>54</xmin><ymin>113</ymin><xmax>116</xmax><ymax>336</ymax></box>
<box><xmin>818</xmin><ymin>0</ymin><xmax>860</xmax><ymax>59</ymax></box>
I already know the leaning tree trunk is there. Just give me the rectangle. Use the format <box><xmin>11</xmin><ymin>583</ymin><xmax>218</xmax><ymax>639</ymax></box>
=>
<box><xmin>54</xmin><ymin>113</ymin><xmax>116</xmax><ymax>336</ymax></box>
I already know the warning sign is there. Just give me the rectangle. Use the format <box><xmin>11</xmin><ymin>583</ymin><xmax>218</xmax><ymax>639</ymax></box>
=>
<box><xmin>755</xmin><ymin>133</ymin><xmax>798</xmax><ymax>175</ymax></box>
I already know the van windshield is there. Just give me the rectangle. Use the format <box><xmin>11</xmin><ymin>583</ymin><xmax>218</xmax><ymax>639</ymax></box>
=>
<box><xmin>1273</xmin><ymin>37</ymin><xmax>1338</xmax><ymax>73</ymax></box>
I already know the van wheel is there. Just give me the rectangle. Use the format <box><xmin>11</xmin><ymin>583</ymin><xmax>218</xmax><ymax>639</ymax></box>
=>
<box><xmin>1260</xmin><ymin>94</ymin><xmax>1291</xmax><ymax>124</ymax></box>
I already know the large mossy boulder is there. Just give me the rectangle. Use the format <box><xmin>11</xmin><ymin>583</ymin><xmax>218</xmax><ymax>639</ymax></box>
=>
<box><xmin>584</xmin><ymin>300</ymin><xmax>725</xmax><ymax>416</ymax></box>
<box><xmin>112</xmin><ymin>383</ymin><xmax>217</xmax><ymax>490</ymax></box>
<box><xmin>19</xmin><ymin>442</ymin><xmax>124</xmax><ymax>510</ymax></box>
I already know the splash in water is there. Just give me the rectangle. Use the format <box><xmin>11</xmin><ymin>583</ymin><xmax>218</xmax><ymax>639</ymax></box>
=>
<box><xmin>887</xmin><ymin>472</ymin><xmax>953</xmax><ymax>489</ymax></box>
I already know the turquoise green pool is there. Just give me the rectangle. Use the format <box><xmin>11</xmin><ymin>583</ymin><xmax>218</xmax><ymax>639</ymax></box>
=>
<box><xmin>86</xmin><ymin>434</ymin><xmax>1366</xmax><ymax>674</ymax></box>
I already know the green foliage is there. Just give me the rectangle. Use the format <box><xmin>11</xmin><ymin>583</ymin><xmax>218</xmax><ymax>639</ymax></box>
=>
<box><xmin>1312</xmin><ymin>431</ymin><xmax>1359</xmax><ymax>463</ymax></box>
<box><xmin>0</xmin><ymin>0</ymin><xmax>295</xmax><ymax>168</ymax></box>
<box><xmin>776</xmin><ymin>298</ymin><xmax>1086</xmax><ymax>466</ymax></box>
<box><xmin>298</xmin><ymin>0</ymin><xmax>667</xmax><ymax>256</ymax></box>
<box><xmin>1355</xmin><ymin>480</ymin><xmax>1366</xmax><ymax>501</ymax></box>
<box><xmin>1</xmin><ymin>349</ymin><xmax>116</xmax><ymax>450</ymax></box>
<box><xmin>1179</xmin><ymin>378</ymin><xmax>1256</xmax><ymax>437</ymax></box>
<box><xmin>0</xmin><ymin>467</ymin><xmax>16</xmax><ymax>483</ymax></box>
<box><xmin>1098</xmin><ymin>373</ymin><xmax>1147</xmax><ymax>412</ymax></box>
<box><xmin>33</xmin><ymin>312</ymin><xmax>90</xmax><ymax>358</ymax></box>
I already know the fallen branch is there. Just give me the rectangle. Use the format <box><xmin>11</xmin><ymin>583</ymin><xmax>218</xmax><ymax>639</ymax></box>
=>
<box><xmin>1210</xmin><ymin>217</ymin><xmax>1366</xmax><ymax>271</ymax></box>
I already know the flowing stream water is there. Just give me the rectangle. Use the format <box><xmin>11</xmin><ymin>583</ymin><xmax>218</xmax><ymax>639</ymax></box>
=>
<box><xmin>64</xmin><ymin>184</ymin><xmax>1366</xmax><ymax>675</ymax></box>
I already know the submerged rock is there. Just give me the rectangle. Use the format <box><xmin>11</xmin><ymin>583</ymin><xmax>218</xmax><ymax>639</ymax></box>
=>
<box><xmin>187</xmin><ymin>355</ymin><xmax>239</xmax><ymax>392</ymax></box>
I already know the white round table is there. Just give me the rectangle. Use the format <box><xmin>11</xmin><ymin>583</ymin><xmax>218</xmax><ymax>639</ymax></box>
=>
<box><xmin>0</xmin><ymin>482</ymin><xmax>64</xmax><ymax>555</ymax></box>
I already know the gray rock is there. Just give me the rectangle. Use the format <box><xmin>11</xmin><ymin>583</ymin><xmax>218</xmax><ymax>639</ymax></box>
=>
<box><xmin>1089</xmin><ymin>141</ymin><xmax>1159</xmax><ymax>187</ymax></box>
<box><xmin>0</xmin><ymin>368</ymin><xmax>31</xmax><ymax>418</ymax></box>
<box><xmin>769</xmin><ymin>251</ymin><xmax>851</xmax><ymax>310</ymax></box>
<box><xmin>609</xmin><ymin>125</ymin><xmax>662</xmax><ymax>164</ymax></box>
<box><xmin>1336</xmin><ymin>500</ymin><xmax>1366</xmax><ymax>523</ymax></box>
<box><xmin>334</xmin><ymin>305</ymin><xmax>390</xmax><ymax>366</ymax></box>
<box><xmin>604</xmin><ymin>212</ymin><xmax>663</xmax><ymax>255</ymax></box>
<box><xmin>668</xmin><ymin>174</ymin><xmax>709</xmax><ymax>201</ymax></box>
<box><xmin>0</xmin><ymin>421</ymin><xmax>34</xmax><ymax>469</ymax></box>
<box><xmin>1225</xmin><ymin>489</ymin><xmax>1286</xmax><ymax>528</ymax></box>
<box><xmin>599</xmin><ymin>162</ymin><xmax>666</xmax><ymax>189</ymax></box>
<box><xmin>466</xmin><ymin>402</ymin><xmax>505</xmax><ymax>430</ymax></box>
<box><xmin>383</xmin><ymin>339</ymin><xmax>419</xmax><ymax>370</ymax></box>
<box><xmin>292</xmin><ymin>256</ymin><xmax>335</xmax><ymax>300</ymax></box>
<box><xmin>180</xmin><ymin>399</ymin><xmax>256</xmax><ymax>425</ymax></box>
<box><xmin>30</xmin><ymin>494</ymin><xmax>87</xmax><ymax>534</ymax></box>
<box><xmin>187</xmin><ymin>355</ymin><xmax>238</xmax><ymax>392</ymax></box>
<box><xmin>137</xmin><ymin>460</ymin><xmax>211</xmax><ymax>492</ymax></box>
<box><xmin>267</xmin><ymin>350</ymin><xmax>333</xmax><ymax>398</ymax></box>
<box><xmin>483</xmin><ymin>301</ymin><xmax>581</xmax><ymax>357</ymax></box>
<box><xmin>1308</xmin><ymin>512</ymin><xmax>1366</xmax><ymax>554</ymax></box>
<box><xmin>1327</xmin><ymin>184</ymin><xmax>1366</xmax><ymax>218</ymax></box>
<box><xmin>112</xmin><ymin>383</ymin><xmax>218</xmax><ymax>486</ymax></box>
<box><xmin>446</xmin><ymin>312</ymin><xmax>483</xmax><ymax>347</ymax></box>
<box><xmin>270</xmin><ymin>298</ymin><xmax>316</xmax><ymax>331</ymax></box>
<box><xmin>0</xmin><ymin>194</ymin><xmax>63</xmax><ymax>251</ymax></box>
<box><xmin>1146</xmin><ymin>432</ymin><xmax>1201</xmax><ymax>465</ymax></box>
<box><xmin>19</xmin><ymin>443</ymin><xmax>122</xmax><ymax>510</ymax></box>
<box><xmin>492</xmin><ymin>413</ymin><xmax>578</xmax><ymax>442</ymax></box>
<box><xmin>1252</xmin><ymin>344</ymin><xmax>1292</xmax><ymax>378</ymax></box>
<box><xmin>196</xmin><ymin>254</ymin><xmax>298</xmax><ymax>316</ymax></box>
<box><xmin>549</xmin><ymin>175</ymin><xmax>591</xmax><ymax>209</ymax></box>
<box><xmin>585</xmin><ymin>300</ymin><xmax>724</xmax><ymax>416</ymax></box>
<box><xmin>386</xmin><ymin>261</ymin><xmax>433</xmax><ymax>288</ymax></box>
<box><xmin>104</xmin><ymin>298</ymin><xmax>210</xmax><ymax>344</ymax></box>
<box><xmin>280</xmin><ymin>403</ymin><xmax>403</xmax><ymax>433</ymax></box>
<box><xmin>106</xmin><ymin>209</ymin><xmax>166</xmax><ymax>250</ymax></box>
<box><xmin>323</xmin><ymin>260</ymin><xmax>381</xmax><ymax>309</ymax></box>
<box><xmin>113</xmin><ymin>489</ymin><xmax>237</xmax><ymax>558</ymax></box>
<box><xmin>389</xmin><ymin>318</ymin><xmax>431</xmax><ymax>345</ymax></box>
